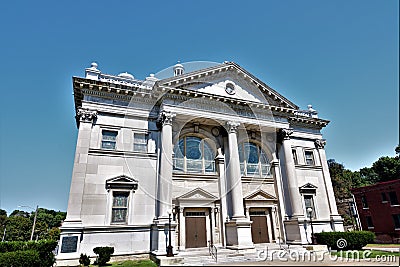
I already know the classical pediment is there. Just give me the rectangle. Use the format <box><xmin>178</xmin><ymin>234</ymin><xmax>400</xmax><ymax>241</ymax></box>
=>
<box><xmin>299</xmin><ymin>183</ymin><xmax>317</xmax><ymax>193</ymax></box>
<box><xmin>105</xmin><ymin>175</ymin><xmax>138</xmax><ymax>190</ymax></box>
<box><xmin>176</xmin><ymin>188</ymin><xmax>218</xmax><ymax>200</ymax></box>
<box><xmin>244</xmin><ymin>189</ymin><xmax>277</xmax><ymax>201</ymax></box>
<box><xmin>157</xmin><ymin>62</ymin><xmax>298</xmax><ymax>109</ymax></box>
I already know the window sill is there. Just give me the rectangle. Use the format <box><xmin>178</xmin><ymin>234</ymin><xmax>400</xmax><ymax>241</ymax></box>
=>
<box><xmin>390</xmin><ymin>204</ymin><xmax>400</xmax><ymax>207</ymax></box>
<box><xmin>173</xmin><ymin>172</ymin><xmax>218</xmax><ymax>180</ymax></box>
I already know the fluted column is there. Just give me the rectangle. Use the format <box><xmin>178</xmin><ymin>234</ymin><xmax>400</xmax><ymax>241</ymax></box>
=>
<box><xmin>64</xmin><ymin>108</ymin><xmax>97</xmax><ymax>224</ymax></box>
<box><xmin>279</xmin><ymin>128</ymin><xmax>303</xmax><ymax>218</ymax></box>
<box><xmin>315</xmin><ymin>139</ymin><xmax>339</xmax><ymax>215</ymax></box>
<box><xmin>226</xmin><ymin>121</ymin><xmax>246</xmax><ymax>220</ymax></box>
<box><xmin>157</xmin><ymin>111</ymin><xmax>175</xmax><ymax>219</ymax></box>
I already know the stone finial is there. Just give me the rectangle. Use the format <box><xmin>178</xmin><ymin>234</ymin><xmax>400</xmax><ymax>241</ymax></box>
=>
<box><xmin>91</xmin><ymin>62</ymin><xmax>98</xmax><ymax>69</ymax></box>
<box><xmin>85</xmin><ymin>62</ymin><xmax>101</xmax><ymax>80</ymax></box>
<box><xmin>76</xmin><ymin>108</ymin><xmax>97</xmax><ymax>123</ymax></box>
<box><xmin>173</xmin><ymin>61</ymin><xmax>185</xmax><ymax>76</ymax></box>
<box><xmin>226</xmin><ymin>121</ymin><xmax>240</xmax><ymax>133</ymax></box>
<box><xmin>315</xmin><ymin>139</ymin><xmax>326</xmax><ymax>149</ymax></box>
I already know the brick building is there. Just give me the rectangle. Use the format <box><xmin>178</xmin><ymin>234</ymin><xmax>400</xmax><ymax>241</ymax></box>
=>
<box><xmin>351</xmin><ymin>179</ymin><xmax>400</xmax><ymax>243</ymax></box>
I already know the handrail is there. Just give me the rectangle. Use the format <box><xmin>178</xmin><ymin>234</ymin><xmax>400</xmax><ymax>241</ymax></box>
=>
<box><xmin>208</xmin><ymin>241</ymin><xmax>217</xmax><ymax>262</ymax></box>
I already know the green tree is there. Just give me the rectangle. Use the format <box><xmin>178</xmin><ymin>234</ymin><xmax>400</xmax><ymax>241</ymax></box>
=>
<box><xmin>0</xmin><ymin>209</ymin><xmax>7</xmax><ymax>216</ymax></box>
<box><xmin>371</xmin><ymin>156</ymin><xmax>400</xmax><ymax>182</ymax></box>
<box><xmin>4</xmin><ymin>216</ymin><xmax>32</xmax><ymax>241</ymax></box>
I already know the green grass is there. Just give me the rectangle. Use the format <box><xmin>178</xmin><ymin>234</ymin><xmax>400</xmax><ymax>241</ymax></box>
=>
<box><xmin>88</xmin><ymin>259</ymin><xmax>157</xmax><ymax>267</ymax></box>
<box><xmin>365</xmin><ymin>243</ymin><xmax>400</xmax><ymax>248</ymax></box>
<box><xmin>331</xmin><ymin>250</ymin><xmax>400</xmax><ymax>259</ymax></box>
<box><xmin>110</xmin><ymin>259</ymin><xmax>157</xmax><ymax>267</ymax></box>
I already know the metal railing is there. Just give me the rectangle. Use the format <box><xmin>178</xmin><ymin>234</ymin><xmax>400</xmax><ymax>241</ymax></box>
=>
<box><xmin>208</xmin><ymin>241</ymin><xmax>217</xmax><ymax>262</ymax></box>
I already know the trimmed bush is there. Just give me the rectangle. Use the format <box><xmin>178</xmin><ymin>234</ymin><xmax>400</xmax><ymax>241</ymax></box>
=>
<box><xmin>0</xmin><ymin>250</ymin><xmax>41</xmax><ymax>267</ymax></box>
<box><xmin>0</xmin><ymin>240</ymin><xmax>57</xmax><ymax>267</ymax></box>
<box><xmin>79</xmin><ymin>253</ymin><xmax>91</xmax><ymax>266</ymax></box>
<box><xmin>93</xmin><ymin>246</ymin><xmax>114</xmax><ymax>266</ymax></box>
<box><xmin>315</xmin><ymin>231</ymin><xmax>375</xmax><ymax>250</ymax></box>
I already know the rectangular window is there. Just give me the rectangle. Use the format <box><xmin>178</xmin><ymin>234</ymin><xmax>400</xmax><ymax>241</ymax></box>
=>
<box><xmin>361</xmin><ymin>196</ymin><xmax>369</xmax><ymax>209</ymax></box>
<box><xmin>111</xmin><ymin>192</ymin><xmax>129</xmax><ymax>223</ymax></box>
<box><xmin>392</xmin><ymin>214</ymin><xmax>400</xmax><ymax>229</ymax></box>
<box><xmin>366</xmin><ymin>216</ymin><xmax>374</xmax><ymax>228</ymax></box>
<box><xmin>389</xmin><ymin>191</ymin><xmax>399</xmax><ymax>205</ymax></box>
<box><xmin>101</xmin><ymin>130</ymin><xmax>117</xmax><ymax>150</ymax></box>
<box><xmin>304</xmin><ymin>195</ymin><xmax>316</xmax><ymax>218</ymax></box>
<box><xmin>133</xmin><ymin>133</ymin><xmax>147</xmax><ymax>152</ymax></box>
<box><xmin>304</xmin><ymin>151</ymin><xmax>315</xmax><ymax>165</ymax></box>
<box><xmin>381</xmin><ymin>192</ymin><xmax>388</xmax><ymax>202</ymax></box>
<box><xmin>292</xmin><ymin>149</ymin><xmax>298</xmax><ymax>165</ymax></box>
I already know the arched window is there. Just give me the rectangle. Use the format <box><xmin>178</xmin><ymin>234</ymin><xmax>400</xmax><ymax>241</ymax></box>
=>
<box><xmin>173</xmin><ymin>136</ymin><xmax>215</xmax><ymax>173</ymax></box>
<box><xmin>239</xmin><ymin>142</ymin><xmax>271</xmax><ymax>177</ymax></box>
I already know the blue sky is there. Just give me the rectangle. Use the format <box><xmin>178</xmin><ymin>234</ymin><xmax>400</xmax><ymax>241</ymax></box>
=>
<box><xmin>0</xmin><ymin>1</ymin><xmax>398</xmax><ymax>214</ymax></box>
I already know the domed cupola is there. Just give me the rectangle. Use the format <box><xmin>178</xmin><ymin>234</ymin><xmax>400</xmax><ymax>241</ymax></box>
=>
<box><xmin>118</xmin><ymin>72</ymin><xmax>135</xmax><ymax>80</ymax></box>
<box><xmin>173</xmin><ymin>61</ymin><xmax>185</xmax><ymax>76</ymax></box>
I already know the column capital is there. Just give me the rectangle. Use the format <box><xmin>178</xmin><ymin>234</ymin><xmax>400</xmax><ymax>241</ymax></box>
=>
<box><xmin>226</xmin><ymin>121</ymin><xmax>240</xmax><ymax>133</ymax></box>
<box><xmin>278</xmin><ymin>128</ymin><xmax>293</xmax><ymax>142</ymax></box>
<box><xmin>314</xmin><ymin>139</ymin><xmax>326</xmax><ymax>149</ymax></box>
<box><xmin>76</xmin><ymin>108</ymin><xmax>97</xmax><ymax>124</ymax></box>
<box><xmin>158</xmin><ymin>111</ymin><xmax>176</xmax><ymax>126</ymax></box>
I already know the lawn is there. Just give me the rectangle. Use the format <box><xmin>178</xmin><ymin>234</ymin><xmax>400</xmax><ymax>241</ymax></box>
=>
<box><xmin>88</xmin><ymin>259</ymin><xmax>157</xmax><ymax>267</ymax></box>
<box><xmin>365</xmin><ymin>243</ymin><xmax>400</xmax><ymax>248</ymax></box>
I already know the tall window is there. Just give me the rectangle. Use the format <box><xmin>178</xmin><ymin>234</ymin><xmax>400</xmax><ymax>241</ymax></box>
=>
<box><xmin>173</xmin><ymin>136</ymin><xmax>215</xmax><ymax>173</ymax></box>
<box><xmin>366</xmin><ymin>216</ymin><xmax>374</xmax><ymax>228</ymax></box>
<box><xmin>111</xmin><ymin>192</ymin><xmax>129</xmax><ymax>223</ymax></box>
<box><xmin>392</xmin><ymin>214</ymin><xmax>400</xmax><ymax>229</ymax></box>
<box><xmin>292</xmin><ymin>149</ymin><xmax>298</xmax><ymax>165</ymax></box>
<box><xmin>389</xmin><ymin>191</ymin><xmax>399</xmax><ymax>205</ymax></box>
<box><xmin>381</xmin><ymin>192</ymin><xmax>388</xmax><ymax>202</ymax></box>
<box><xmin>361</xmin><ymin>196</ymin><xmax>369</xmax><ymax>209</ymax></box>
<box><xmin>304</xmin><ymin>195</ymin><xmax>316</xmax><ymax>218</ymax></box>
<box><xmin>102</xmin><ymin>130</ymin><xmax>117</xmax><ymax>150</ymax></box>
<box><xmin>133</xmin><ymin>133</ymin><xmax>147</xmax><ymax>152</ymax></box>
<box><xmin>304</xmin><ymin>150</ymin><xmax>315</xmax><ymax>165</ymax></box>
<box><xmin>238</xmin><ymin>142</ymin><xmax>271</xmax><ymax>177</ymax></box>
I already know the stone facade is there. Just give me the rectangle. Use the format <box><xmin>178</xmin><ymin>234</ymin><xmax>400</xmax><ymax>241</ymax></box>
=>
<box><xmin>57</xmin><ymin>61</ymin><xmax>343</xmax><ymax>261</ymax></box>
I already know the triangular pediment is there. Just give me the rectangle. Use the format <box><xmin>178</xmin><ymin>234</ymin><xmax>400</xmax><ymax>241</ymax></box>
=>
<box><xmin>299</xmin><ymin>183</ymin><xmax>317</xmax><ymax>193</ymax></box>
<box><xmin>105</xmin><ymin>175</ymin><xmax>138</xmax><ymax>190</ymax></box>
<box><xmin>244</xmin><ymin>189</ymin><xmax>277</xmax><ymax>201</ymax></box>
<box><xmin>157</xmin><ymin>62</ymin><xmax>298</xmax><ymax>109</ymax></box>
<box><xmin>177</xmin><ymin>188</ymin><xmax>218</xmax><ymax>200</ymax></box>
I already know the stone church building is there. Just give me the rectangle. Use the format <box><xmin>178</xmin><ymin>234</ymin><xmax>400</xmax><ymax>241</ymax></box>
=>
<box><xmin>58</xmin><ymin>61</ymin><xmax>343</xmax><ymax>261</ymax></box>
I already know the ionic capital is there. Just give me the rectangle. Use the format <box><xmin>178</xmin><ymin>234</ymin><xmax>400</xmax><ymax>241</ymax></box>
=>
<box><xmin>76</xmin><ymin>108</ymin><xmax>97</xmax><ymax>123</ymax></box>
<box><xmin>278</xmin><ymin>128</ymin><xmax>293</xmax><ymax>142</ymax></box>
<box><xmin>226</xmin><ymin>121</ymin><xmax>240</xmax><ymax>133</ymax></box>
<box><xmin>158</xmin><ymin>111</ymin><xmax>176</xmax><ymax>126</ymax></box>
<box><xmin>314</xmin><ymin>139</ymin><xmax>326</xmax><ymax>149</ymax></box>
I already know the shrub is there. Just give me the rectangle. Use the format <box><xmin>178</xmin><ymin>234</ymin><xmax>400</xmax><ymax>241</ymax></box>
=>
<box><xmin>79</xmin><ymin>253</ymin><xmax>91</xmax><ymax>266</ymax></box>
<box><xmin>93</xmin><ymin>246</ymin><xmax>114</xmax><ymax>266</ymax></box>
<box><xmin>0</xmin><ymin>240</ymin><xmax>57</xmax><ymax>267</ymax></box>
<box><xmin>0</xmin><ymin>250</ymin><xmax>41</xmax><ymax>267</ymax></box>
<box><xmin>315</xmin><ymin>231</ymin><xmax>375</xmax><ymax>250</ymax></box>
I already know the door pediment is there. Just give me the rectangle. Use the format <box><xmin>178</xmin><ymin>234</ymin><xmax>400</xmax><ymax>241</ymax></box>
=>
<box><xmin>176</xmin><ymin>188</ymin><xmax>218</xmax><ymax>201</ymax></box>
<box><xmin>245</xmin><ymin>189</ymin><xmax>277</xmax><ymax>201</ymax></box>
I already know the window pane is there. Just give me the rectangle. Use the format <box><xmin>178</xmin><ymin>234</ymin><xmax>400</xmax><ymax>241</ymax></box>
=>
<box><xmin>134</xmin><ymin>143</ymin><xmax>147</xmax><ymax>152</ymax></box>
<box><xmin>186</xmin><ymin>137</ymin><xmax>202</xmax><ymax>160</ymax></box>
<box><xmin>103</xmin><ymin>131</ymin><xmax>117</xmax><ymax>140</ymax></box>
<box><xmin>134</xmin><ymin>133</ymin><xmax>147</xmax><ymax>144</ymax></box>
<box><xmin>202</xmin><ymin>140</ymin><xmax>214</xmax><ymax>161</ymax></box>
<box><xmin>305</xmin><ymin>151</ymin><xmax>314</xmax><ymax>165</ymax></box>
<box><xmin>173</xmin><ymin>158</ymin><xmax>184</xmax><ymax>172</ymax></box>
<box><xmin>366</xmin><ymin>216</ymin><xmax>374</xmax><ymax>228</ymax></box>
<box><xmin>304</xmin><ymin>195</ymin><xmax>315</xmax><ymax>218</ymax></box>
<box><xmin>204</xmin><ymin>160</ymin><xmax>215</xmax><ymax>173</ymax></box>
<box><xmin>186</xmin><ymin>159</ymin><xmax>203</xmax><ymax>173</ymax></box>
<box><xmin>393</xmin><ymin>214</ymin><xmax>400</xmax><ymax>229</ymax></box>
<box><xmin>102</xmin><ymin>130</ymin><xmax>117</xmax><ymax>150</ymax></box>
<box><xmin>247</xmin><ymin>143</ymin><xmax>259</xmax><ymax>164</ymax></box>
<box><xmin>389</xmin><ymin>191</ymin><xmax>399</xmax><ymax>205</ymax></box>
<box><xmin>102</xmin><ymin>141</ymin><xmax>116</xmax><ymax>150</ymax></box>
<box><xmin>113</xmin><ymin>194</ymin><xmax>128</xmax><ymax>207</ymax></box>
<box><xmin>112</xmin><ymin>208</ymin><xmax>127</xmax><ymax>223</ymax></box>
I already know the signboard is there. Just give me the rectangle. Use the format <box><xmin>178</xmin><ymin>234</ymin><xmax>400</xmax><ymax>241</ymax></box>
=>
<box><xmin>60</xmin><ymin>236</ymin><xmax>78</xmax><ymax>253</ymax></box>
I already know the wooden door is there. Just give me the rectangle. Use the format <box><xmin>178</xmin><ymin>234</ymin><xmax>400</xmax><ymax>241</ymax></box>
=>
<box><xmin>251</xmin><ymin>215</ymin><xmax>269</xmax><ymax>243</ymax></box>
<box><xmin>185</xmin><ymin>216</ymin><xmax>207</xmax><ymax>248</ymax></box>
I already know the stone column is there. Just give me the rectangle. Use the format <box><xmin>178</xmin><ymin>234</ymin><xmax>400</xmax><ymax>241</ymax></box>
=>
<box><xmin>279</xmin><ymin>128</ymin><xmax>303</xmax><ymax>218</ymax></box>
<box><xmin>157</xmin><ymin>111</ymin><xmax>175</xmax><ymax>219</ymax></box>
<box><xmin>224</xmin><ymin>121</ymin><xmax>253</xmax><ymax>249</ymax></box>
<box><xmin>315</xmin><ymin>139</ymin><xmax>344</xmax><ymax>231</ymax></box>
<box><xmin>226</xmin><ymin>121</ymin><xmax>246</xmax><ymax>219</ymax></box>
<box><xmin>63</xmin><ymin>108</ymin><xmax>97</xmax><ymax>225</ymax></box>
<box><xmin>271</xmin><ymin>152</ymin><xmax>287</xmax><ymax>243</ymax></box>
<box><xmin>215</xmin><ymin>151</ymin><xmax>226</xmax><ymax>246</ymax></box>
<box><xmin>151</xmin><ymin>111</ymin><xmax>177</xmax><ymax>255</ymax></box>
